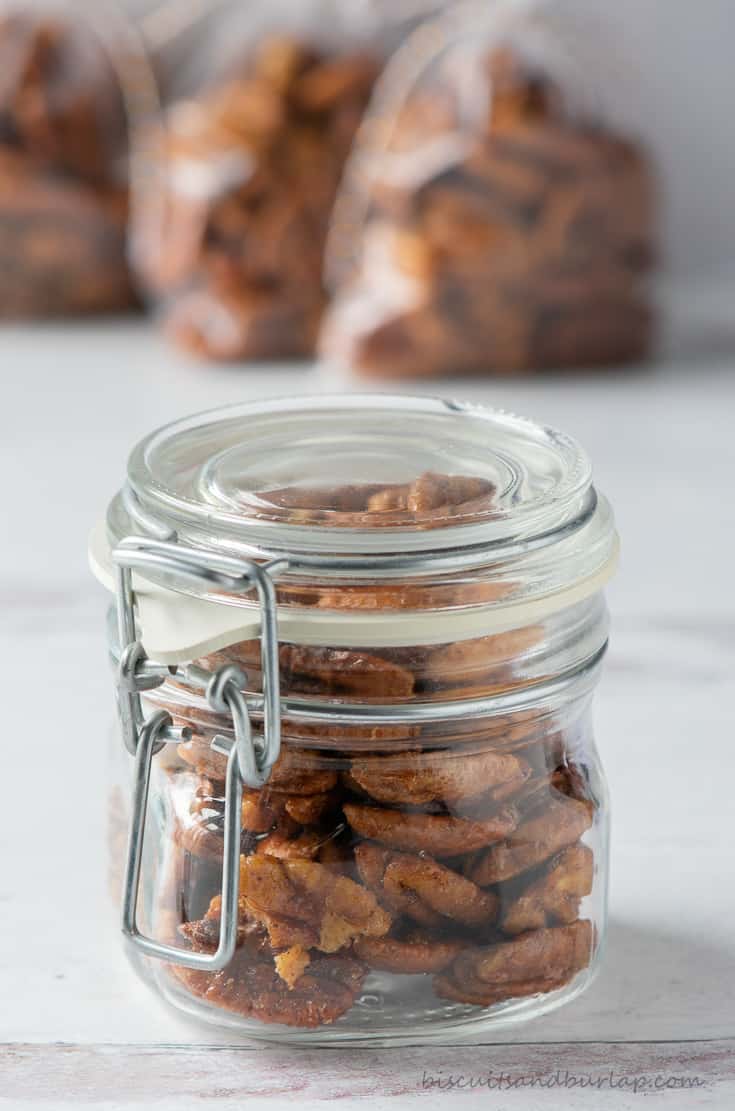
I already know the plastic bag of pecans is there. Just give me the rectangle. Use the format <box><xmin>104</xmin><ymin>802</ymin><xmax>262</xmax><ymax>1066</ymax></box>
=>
<box><xmin>320</xmin><ymin>0</ymin><xmax>658</xmax><ymax>377</ymax></box>
<box><xmin>130</xmin><ymin>0</ymin><xmax>431</xmax><ymax>362</ymax></box>
<box><xmin>0</xmin><ymin>2</ymin><xmax>150</xmax><ymax>316</ymax></box>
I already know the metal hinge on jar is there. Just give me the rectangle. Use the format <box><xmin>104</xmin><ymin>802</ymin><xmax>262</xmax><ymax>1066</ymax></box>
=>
<box><xmin>112</xmin><ymin>536</ymin><xmax>288</xmax><ymax>971</ymax></box>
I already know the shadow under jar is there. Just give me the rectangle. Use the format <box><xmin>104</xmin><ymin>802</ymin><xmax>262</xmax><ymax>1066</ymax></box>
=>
<box><xmin>94</xmin><ymin>395</ymin><xmax>616</xmax><ymax>1044</ymax></box>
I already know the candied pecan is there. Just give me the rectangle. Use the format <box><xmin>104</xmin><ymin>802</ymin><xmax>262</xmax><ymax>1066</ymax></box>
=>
<box><xmin>266</xmin><ymin>753</ymin><xmax>339</xmax><ymax>795</ymax></box>
<box><xmin>177</xmin><ymin>764</ymin><xmax>342</xmax><ymax>859</ymax></box>
<box><xmin>552</xmin><ymin>762</ymin><xmax>590</xmax><ymax>802</ymax></box>
<box><xmin>359</xmin><ymin>472</ymin><xmax>495</xmax><ymax>518</ymax></box>
<box><xmin>354</xmin><ymin>931</ymin><xmax>462</xmax><ymax>974</ymax></box>
<box><xmin>175</xmin><ymin>945</ymin><xmax>367</xmax><ymax>1027</ymax></box>
<box><xmin>274</xmin><ymin>945</ymin><xmax>311</xmax><ymax>989</ymax></box>
<box><xmin>282</xmin><ymin>646</ymin><xmax>415</xmax><ymax>699</ymax></box>
<box><xmin>408</xmin><ymin>472</ymin><xmax>495</xmax><ymax>515</ymax></box>
<box><xmin>241</xmin><ymin>790</ymin><xmax>284</xmax><ymax>835</ymax></box>
<box><xmin>315</xmin><ymin>579</ymin><xmax>511</xmax><ymax>611</ymax></box>
<box><xmin>419</xmin><ymin>627</ymin><xmax>543</xmax><ymax>694</ymax></box>
<box><xmin>281</xmin><ymin>791</ymin><xmax>335</xmax><ymax>825</ymax></box>
<box><xmin>202</xmin><ymin>641</ymin><xmax>415</xmax><ymax>700</ymax></box>
<box><xmin>260</xmin><ymin>482</ymin><xmax>386</xmax><ymax>514</ymax></box>
<box><xmin>239</xmin><ymin>855</ymin><xmax>391</xmax><ymax>953</ymax></box>
<box><xmin>255</xmin><ymin>828</ymin><xmax>327</xmax><ymax>861</ymax></box>
<box><xmin>355</xmin><ymin>843</ymin><xmax>441</xmax><ymax>928</ymax></box>
<box><xmin>354</xmin><ymin>844</ymin><xmax>497</xmax><ymax>929</ymax></box>
<box><xmin>461</xmin><ymin>919</ymin><xmax>593</xmax><ymax>984</ymax></box>
<box><xmin>349</xmin><ymin>747</ymin><xmax>529</xmax><ymax>806</ymax></box>
<box><xmin>179</xmin><ymin>912</ymin><xmax>271</xmax><ymax>958</ymax></box>
<box><xmin>434</xmin><ymin>920</ymin><xmax>593</xmax><ymax>1006</ymax></box>
<box><xmin>255</xmin><ymin>826</ymin><xmax>349</xmax><ymax>866</ymax></box>
<box><xmin>233</xmin><ymin>471</ymin><xmax>496</xmax><ymax>532</ymax></box>
<box><xmin>444</xmin><ymin>773</ymin><xmax>533</xmax><ymax>820</ymax></box>
<box><xmin>178</xmin><ymin>736</ymin><xmax>337</xmax><ymax>795</ymax></box>
<box><xmin>385</xmin><ymin>853</ymin><xmax>498</xmax><ymax>928</ymax></box>
<box><xmin>344</xmin><ymin>801</ymin><xmax>518</xmax><ymax>857</ymax></box>
<box><xmin>469</xmin><ymin>795</ymin><xmax>594</xmax><ymax>884</ymax></box>
<box><xmin>499</xmin><ymin>843</ymin><xmax>594</xmax><ymax>935</ymax></box>
<box><xmin>511</xmin><ymin>761</ymin><xmax>590</xmax><ymax>815</ymax></box>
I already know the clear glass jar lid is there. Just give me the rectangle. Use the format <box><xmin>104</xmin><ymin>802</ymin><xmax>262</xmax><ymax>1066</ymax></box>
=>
<box><xmin>102</xmin><ymin>394</ymin><xmax>616</xmax><ymax>635</ymax></box>
<box><xmin>114</xmin><ymin>395</ymin><xmax>592</xmax><ymax>553</ymax></box>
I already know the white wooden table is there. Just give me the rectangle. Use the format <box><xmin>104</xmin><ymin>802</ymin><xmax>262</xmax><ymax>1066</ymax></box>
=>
<box><xmin>1</xmin><ymin>320</ymin><xmax>733</xmax><ymax>1109</ymax></box>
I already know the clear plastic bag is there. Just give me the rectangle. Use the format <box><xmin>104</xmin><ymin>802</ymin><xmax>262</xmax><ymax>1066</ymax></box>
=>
<box><xmin>320</xmin><ymin>0</ymin><xmax>658</xmax><ymax>377</ymax></box>
<box><xmin>0</xmin><ymin>2</ymin><xmax>146</xmax><ymax>316</ymax></box>
<box><xmin>131</xmin><ymin>1</ymin><xmax>397</xmax><ymax>361</ymax></box>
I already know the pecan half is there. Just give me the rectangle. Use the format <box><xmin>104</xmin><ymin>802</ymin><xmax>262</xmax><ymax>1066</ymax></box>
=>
<box><xmin>354</xmin><ymin>931</ymin><xmax>463</xmax><ymax>974</ymax></box>
<box><xmin>349</xmin><ymin>747</ymin><xmax>529</xmax><ymax>806</ymax></box>
<box><xmin>238</xmin><ymin>855</ymin><xmax>391</xmax><ymax>953</ymax></box>
<box><xmin>175</xmin><ymin>946</ymin><xmax>367</xmax><ymax>1027</ymax></box>
<box><xmin>435</xmin><ymin>920</ymin><xmax>593</xmax><ymax>1005</ymax></box>
<box><xmin>469</xmin><ymin>796</ymin><xmax>594</xmax><ymax>884</ymax></box>
<box><xmin>345</xmin><ymin>801</ymin><xmax>518</xmax><ymax>856</ymax></box>
<box><xmin>355</xmin><ymin>844</ymin><xmax>498</xmax><ymax>929</ymax></box>
<box><xmin>499</xmin><ymin>843</ymin><xmax>594</xmax><ymax>934</ymax></box>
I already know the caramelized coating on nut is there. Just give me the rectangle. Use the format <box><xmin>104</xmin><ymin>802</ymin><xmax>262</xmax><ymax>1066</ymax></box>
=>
<box><xmin>349</xmin><ymin>747</ymin><xmax>529</xmax><ymax>805</ymax></box>
<box><xmin>176</xmin><ymin>945</ymin><xmax>367</xmax><ymax>1027</ymax></box>
<box><xmin>238</xmin><ymin>855</ymin><xmax>391</xmax><ymax>953</ymax></box>
<box><xmin>354</xmin><ymin>931</ymin><xmax>463</xmax><ymax>973</ymax></box>
<box><xmin>344</xmin><ymin>801</ymin><xmax>518</xmax><ymax>856</ymax></box>
<box><xmin>274</xmin><ymin>945</ymin><xmax>311</xmax><ymax>989</ymax></box>
<box><xmin>499</xmin><ymin>843</ymin><xmax>594</xmax><ymax>935</ymax></box>
<box><xmin>469</xmin><ymin>795</ymin><xmax>594</xmax><ymax>885</ymax></box>
<box><xmin>435</xmin><ymin>920</ymin><xmax>593</xmax><ymax>1005</ymax></box>
<box><xmin>355</xmin><ymin>844</ymin><xmax>498</xmax><ymax>929</ymax></box>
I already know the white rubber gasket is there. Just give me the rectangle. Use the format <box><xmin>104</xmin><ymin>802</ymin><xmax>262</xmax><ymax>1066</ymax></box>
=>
<box><xmin>89</xmin><ymin>518</ymin><xmax>618</xmax><ymax>662</ymax></box>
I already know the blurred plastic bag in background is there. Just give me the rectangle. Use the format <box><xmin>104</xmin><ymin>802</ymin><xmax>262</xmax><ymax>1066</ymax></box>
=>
<box><xmin>0</xmin><ymin>1</ymin><xmax>150</xmax><ymax>316</ymax></box>
<box><xmin>320</xmin><ymin>0</ymin><xmax>658</xmax><ymax>378</ymax></box>
<box><xmin>130</xmin><ymin>0</ymin><xmax>403</xmax><ymax>361</ymax></box>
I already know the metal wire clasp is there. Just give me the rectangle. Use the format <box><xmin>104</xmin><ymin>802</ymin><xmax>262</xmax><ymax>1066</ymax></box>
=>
<box><xmin>112</xmin><ymin>536</ymin><xmax>288</xmax><ymax>970</ymax></box>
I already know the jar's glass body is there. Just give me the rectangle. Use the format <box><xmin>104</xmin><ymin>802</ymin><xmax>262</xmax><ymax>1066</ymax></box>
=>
<box><xmin>109</xmin><ymin>602</ymin><xmax>610</xmax><ymax>1044</ymax></box>
<box><xmin>99</xmin><ymin>395</ymin><xmax>617</xmax><ymax>1043</ymax></box>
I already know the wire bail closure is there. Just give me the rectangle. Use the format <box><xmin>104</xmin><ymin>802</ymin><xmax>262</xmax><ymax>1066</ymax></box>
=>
<box><xmin>112</xmin><ymin>536</ymin><xmax>288</xmax><ymax>970</ymax></box>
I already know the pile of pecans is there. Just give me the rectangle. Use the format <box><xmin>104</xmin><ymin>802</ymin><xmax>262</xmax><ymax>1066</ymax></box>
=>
<box><xmin>0</xmin><ymin>12</ymin><xmax>136</xmax><ymax>316</ymax></box>
<box><xmin>147</xmin><ymin>474</ymin><xmax>600</xmax><ymax>1028</ymax></box>
<box><xmin>321</xmin><ymin>48</ymin><xmax>656</xmax><ymax>377</ymax></box>
<box><xmin>137</xmin><ymin>37</ymin><xmax>379</xmax><ymax>361</ymax></box>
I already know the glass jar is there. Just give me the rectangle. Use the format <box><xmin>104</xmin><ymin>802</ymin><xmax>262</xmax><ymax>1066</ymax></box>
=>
<box><xmin>321</xmin><ymin>0</ymin><xmax>658</xmax><ymax>377</ymax></box>
<box><xmin>93</xmin><ymin>394</ymin><xmax>617</xmax><ymax>1044</ymax></box>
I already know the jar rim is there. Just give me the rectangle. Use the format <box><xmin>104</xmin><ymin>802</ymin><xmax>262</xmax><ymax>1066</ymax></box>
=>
<box><xmin>118</xmin><ymin>394</ymin><xmax>594</xmax><ymax>562</ymax></box>
<box><xmin>106</xmin><ymin>603</ymin><xmax>606</xmax><ymax>735</ymax></box>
